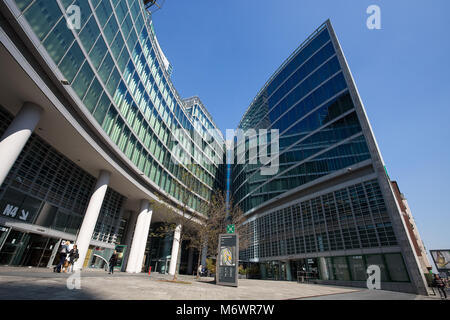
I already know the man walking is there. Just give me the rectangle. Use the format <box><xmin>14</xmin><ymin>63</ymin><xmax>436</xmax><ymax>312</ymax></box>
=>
<box><xmin>432</xmin><ymin>274</ymin><xmax>447</xmax><ymax>299</ymax></box>
<box><xmin>108</xmin><ymin>250</ymin><xmax>118</xmax><ymax>274</ymax></box>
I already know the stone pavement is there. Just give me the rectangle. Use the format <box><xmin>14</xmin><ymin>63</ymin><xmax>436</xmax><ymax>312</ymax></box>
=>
<box><xmin>0</xmin><ymin>267</ymin><xmax>442</xmax><ymax>300</ymax></box>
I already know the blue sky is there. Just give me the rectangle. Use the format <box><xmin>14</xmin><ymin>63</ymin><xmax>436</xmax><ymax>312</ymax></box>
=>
<box><xmin>152</xmin><ymin>0</ymin><xmax>450</xmax><ymax>264</ymax></box>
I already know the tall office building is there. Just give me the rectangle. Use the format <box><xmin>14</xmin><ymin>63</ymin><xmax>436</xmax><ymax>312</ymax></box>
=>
<box><xmin>0</xmin><ymin>0</ymin><xmax>224</xmax><ymax>274</ymax></box>
<box><xmin>0</xmin><ymin>1</ymin><xmax>429</xmax><ymax>295</ymax></box>
<box><xmin>232</xmin><ymin>20</ymin><xmax>430</xmax><ymax>294</ymax></box>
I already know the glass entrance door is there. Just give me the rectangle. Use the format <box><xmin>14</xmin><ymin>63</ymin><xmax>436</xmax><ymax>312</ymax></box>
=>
<box><xmin>0</xmin><ymin>230</ymin><xmax>59</xmax><ymax>267</ymax></box>
<box><xmin>0</xmin><ymin>229</ymin><xmax>28</xmax><ymax>265</ymax></box>
<box><xmin>0</xmin><ymin>226</ymin><xmax>10</xmax><ymax>251</ymax></box>
<box><xmin>20</xmin><ymin>234</ymin><xmax>59</xmax><ymax>267</ymax></box>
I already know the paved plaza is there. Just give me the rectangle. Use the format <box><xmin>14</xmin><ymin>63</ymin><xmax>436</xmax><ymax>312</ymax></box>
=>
<box><xmin>0</xmin><ymin>267</ymin><xmax>444</xmax><ymax>300</ymax></box>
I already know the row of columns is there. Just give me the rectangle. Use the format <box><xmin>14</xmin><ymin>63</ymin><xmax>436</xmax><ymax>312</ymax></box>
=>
<box><xmin>0</xmin><ymin>102</ymin><xmax>192</xmax><ymax>274</ymax></box>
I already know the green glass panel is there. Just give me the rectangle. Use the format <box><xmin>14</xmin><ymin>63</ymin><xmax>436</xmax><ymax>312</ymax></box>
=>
<box><xmin>42</xmin><ymin>18</ymin><xmax>74</xmax><ymax>65</ymax></box>
<box><xmin>98</xmin><ymin>53</ymin><xmax>114</xmax><ymax>83</ymax></box>
<box><xmin>59</xmin><ymin>42</ymin><xmax>85</xmax><ymax>83</ymax></box>
<box><xmin>83</xmin><ymin>78</ymin><xmax>103</xmax><ymax>113</ymax></box>
<box><xmin>93</xmin><ymin>92</ymin><xmax>110</xmax><ymax>124</ymax></box>
<box><xmin>14</xmin><ymin>0</ymin><xmax>33</xmax><ymax>11</ymax></box>
<box><xmin>78</xmin><ymin>16</ymin><xmax>100</xmax><ymax>53</ymax></box>
<box><xmin>23</xmin><ymin>0</ymin><xmax>62</xmax><ymax>41</ymax></box>
<box><xmin>72</xmin><ymin>62</ymin><xmax>94</xmax><ymax>100</ymax></box>
<box><xmin>89</xmin><ymin>36</ymin><xmax>107</xmax><ymax>70</ymax></box>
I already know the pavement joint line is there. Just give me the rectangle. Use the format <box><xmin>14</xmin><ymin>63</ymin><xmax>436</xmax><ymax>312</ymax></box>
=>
<box><xmin>285</xmin><ymin>289</ymin><xmax>364</xmax><ymax>300</ymax></box>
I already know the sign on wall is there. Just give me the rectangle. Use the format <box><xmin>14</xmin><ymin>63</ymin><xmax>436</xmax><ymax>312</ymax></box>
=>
<box><xmin>430</xmin><ymin>250</ymin><xmax>450</xmax><ymax>275</ymax></box>
<box><xmin>216</xmin><ymin>233</ymin><xmax>239</xmax><ymax>287</ymax></box>
<box><xmin>0</xmin><ymin>189</ymin><xmax>42</xmax><ymax>223</ymax></box>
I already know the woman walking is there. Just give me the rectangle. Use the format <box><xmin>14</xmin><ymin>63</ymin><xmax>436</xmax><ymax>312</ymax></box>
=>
<box><xmin>68</xmin><ymin>244</ymin><xmax>79</xmax><ymax>273</ymax></box>
<box><xmin>108</xmin><ymin>250</ymin><xmax>118</xmax><ymax>274</ymax></box>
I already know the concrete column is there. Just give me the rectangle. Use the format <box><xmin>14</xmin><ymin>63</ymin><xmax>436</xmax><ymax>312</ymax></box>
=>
<box><xmin>187</xmin><ymin>247</ymin><xmax>194</xmax><ymax>275</ymax></box>
<box><xmin>168</xmin><ymin>224</ymin><xmax>182</xmax><ymax>276</ymax></box>
<box><xmin>122</xmin><ymin>211</ymin><xmax>137</xmax><ymax>271</ymax></box>
<box><xmin>0</xmin><ymin>102</ymin><xmax>42</xmax><ymax>187</ymax></box>
<box><xmin>319</xmin><ymin>257</ymin><xmax>329</xmax><ymax>280</ymax></box>
<box><xmin>126</xmin><ymin>200</ymin><xmax>152</xmax><ymax>273</ymax></box>
<box><xmin>136</xmin><ymin>203</ymin><xmax>152</xmax><ymax>272</ymax></box>
<box><xmin>74</xmin><ymin>170</ymin><xmax>110</xmax><ymax>271</ymax></box>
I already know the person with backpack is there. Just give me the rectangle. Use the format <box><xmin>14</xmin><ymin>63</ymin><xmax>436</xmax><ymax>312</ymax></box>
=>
<box><xmin>432</xmin><ymin>274</ymin><xmax>447</xmax><ymax>299</ymax></box>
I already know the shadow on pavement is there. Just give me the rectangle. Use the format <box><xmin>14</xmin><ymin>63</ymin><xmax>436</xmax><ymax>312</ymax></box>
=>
<box><xmin>0</xmin><ymin>281</ymin><xmax>98</xmax><ymax>300</ymax></box>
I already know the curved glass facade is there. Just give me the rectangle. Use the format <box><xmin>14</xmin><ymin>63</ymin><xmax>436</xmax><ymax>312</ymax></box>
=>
<box><xmin>232</xmin><ymin>24</ymin><xmax>371</xmax><ymax>214</ymax></box>
<box><xmin>14</xmin><ymin>0</ymin><xmax>224</xmax><ymax>214</ymax></box>
<box><xmin>232</xmin><ymin>22</ymin><xmax>423</xmax><ymax>289</ymax></box>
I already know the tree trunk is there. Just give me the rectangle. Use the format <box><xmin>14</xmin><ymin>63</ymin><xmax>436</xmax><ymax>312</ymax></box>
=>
<box><xmin>196</xmin><ymin>249</ymin><xmax>202</xmax><ymax>279</ymax></box>
<box><xmin>173</xmin><ymin>238</ymin><xmax>182</xmax><ymax>281</ymax></box>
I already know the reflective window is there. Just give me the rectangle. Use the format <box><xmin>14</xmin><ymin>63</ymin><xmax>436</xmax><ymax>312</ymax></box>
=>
<box><xmin>42</xmin><ymin>17</ymin><xmax>75</xmax><ymax>65</ymax></box>
<box><xmin>79</xmin><ymin>16</ymin><xmax>100</xmax><ymax>53</ymax></box>
<box><xmin>89</xmin><ymin>36</ymin><xmax>108</xmax><ymax>70</ymax></box>
<box><xmin>95</xmin><ymin>0</ymin><xmax>113</xmax><ymax>27</ymax></box>
<box><xmin>72</xmin><ymin>62</ymin><xmax>95</xmax><ymax>100</ymax></box>
<box><xmin>98</xmin><ymin>53</ymin><xmax>114</xmax><ymax>83</ymax></box>
<box><xmin>58</xmin><ymin>42</ymin><xmax>85</xmax><ymax>83</ymax></box>
<box><xmin>93</xmin><ymin>92</ymin><xmax>110</xmax><ymax>125</ymax></box>
<box><xmin>23</xmin><ymin>0</ymin><xmax>62</xmax><ymax>41</ymax></box>
<box><xmin>83</xmin><ymin>78</ymin><xmax>103</xmax><ymax>113</ymax></box>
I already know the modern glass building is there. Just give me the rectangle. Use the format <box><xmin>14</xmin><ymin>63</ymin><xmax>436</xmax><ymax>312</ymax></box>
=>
<box><xmin>0</xmin><ymin>1</ymin><xmax>430</xmax><ymax>295</ymax></box>
<box><xmin>232</xmin><ymin>21</ymin><xmax>430</xmax><ymax>294</ymax></box>
<box><xmin>0</xmin><ymin>0</ymin><xmax>224</xmax><ymax>274</ymax></box>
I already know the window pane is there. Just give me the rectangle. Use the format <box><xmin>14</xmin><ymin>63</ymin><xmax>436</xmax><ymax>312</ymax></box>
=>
<box><xmin>89</xmin><ymin>36</ymin><xmax>108</xmax><ymax>70</ymax></box>
<box><xmin>83</xmin><ymin>78</ymin><xmax>103</xmax><ymax>113</ymax></box>
<box><xmin>23</xmin><ymin>0</ymin><xmax>62</xmax><ymax>41</ymax></box>
<box><xmin>348</xmin><ymin>256</ymin><xmax>366</xmax><ymax>281</ymax></box>
<box><xmin>98</xmin><ymin>53</ymin><xmax>114</xmax><ymax>83</ymax></box>
<box><xmin>78</xmin><ymin>16</ymin><xmax>100</xmax><ymax>53</ymax></box>
<box><xmin>58</xmin><ymin>42</ymin><xmax>85</xmax><ymax>83</ymax></box>
<box><xmin>93</xmin><ymin>93</ymin><xmax>110</xmax><ymax>125</ymax></box>
<box><xmin>385</xmin><ymin>253</ymin><xmax>409</xmax><ymax>282</ymax></box>
<box><xmin>72</xmin><ymin>62</ymin><xmax>95</xmax><ymax>100</ymax></box>
<box><xmin>43</xmin><ymin>18</ymin><xmax>74</xmax><ymax>65</ymax></box>
<box><xmin>365</xmin><ymin>254</ymin><xmax>389</xmax><ymax>282</ymax></box>
<box><xmin>332</xmin><ymin>257</ymin><xmax>351</xmax><ymax>281</ymax></box>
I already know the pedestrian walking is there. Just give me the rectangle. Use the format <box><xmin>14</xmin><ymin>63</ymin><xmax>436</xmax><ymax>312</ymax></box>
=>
<box><xmin>68</xmin><ymin>244</ymin><xmax>79</xmax><ymax>273</ymax></box>
<box><xmin>62</xmin><ymin>241</ymin><xmax>72</xmax><ymax>273</ymax></box>
<box><xmin>108</xmin><ymin>250</ymin><xmax>118</xmax><ymax>274</ymax></box>
<box><xmin>54</xmin><ymin>241</ymin><xmax>69</xmax><ymax>273</ymax></box>
<box><xmin>432</xmin><ymin>274</ymin><xmax>447</xmax><ymax>299</ymax></box>
<box><xmin>197</xmin><ymin>264</ymin><xmax>203</xmax><ymax>277</ymax></box>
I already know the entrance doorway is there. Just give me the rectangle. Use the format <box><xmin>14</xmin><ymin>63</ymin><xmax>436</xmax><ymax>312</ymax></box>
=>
<box><xmin>20</xmin><ymin>234</ymin><xmax>59</xmax><ymax>267</ymax></box>
<box><xmin>0</xmin><ymin>226</ymin><xmax>9</xmax><ymax>249</ymax></box>
<box><xmin>0</xmin><ymin>228</ymin><xmax>59</xmax><ymax>267</ymax></box>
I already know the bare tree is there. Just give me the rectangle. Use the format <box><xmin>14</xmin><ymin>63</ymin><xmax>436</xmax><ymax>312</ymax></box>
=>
<box><xmin>186</xmin><ymin>190</ymin><xmax>250</xmax><ymax>279</ymax></box>
<box><xmin>151</xmin><ymin>163</ymin><xmax>205</xmax><ymax>281</ymax></box>
<box><xmin>187</xmin><ymin>190</ymin><xmax>226</xmax><ymax>279</ymax></box>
